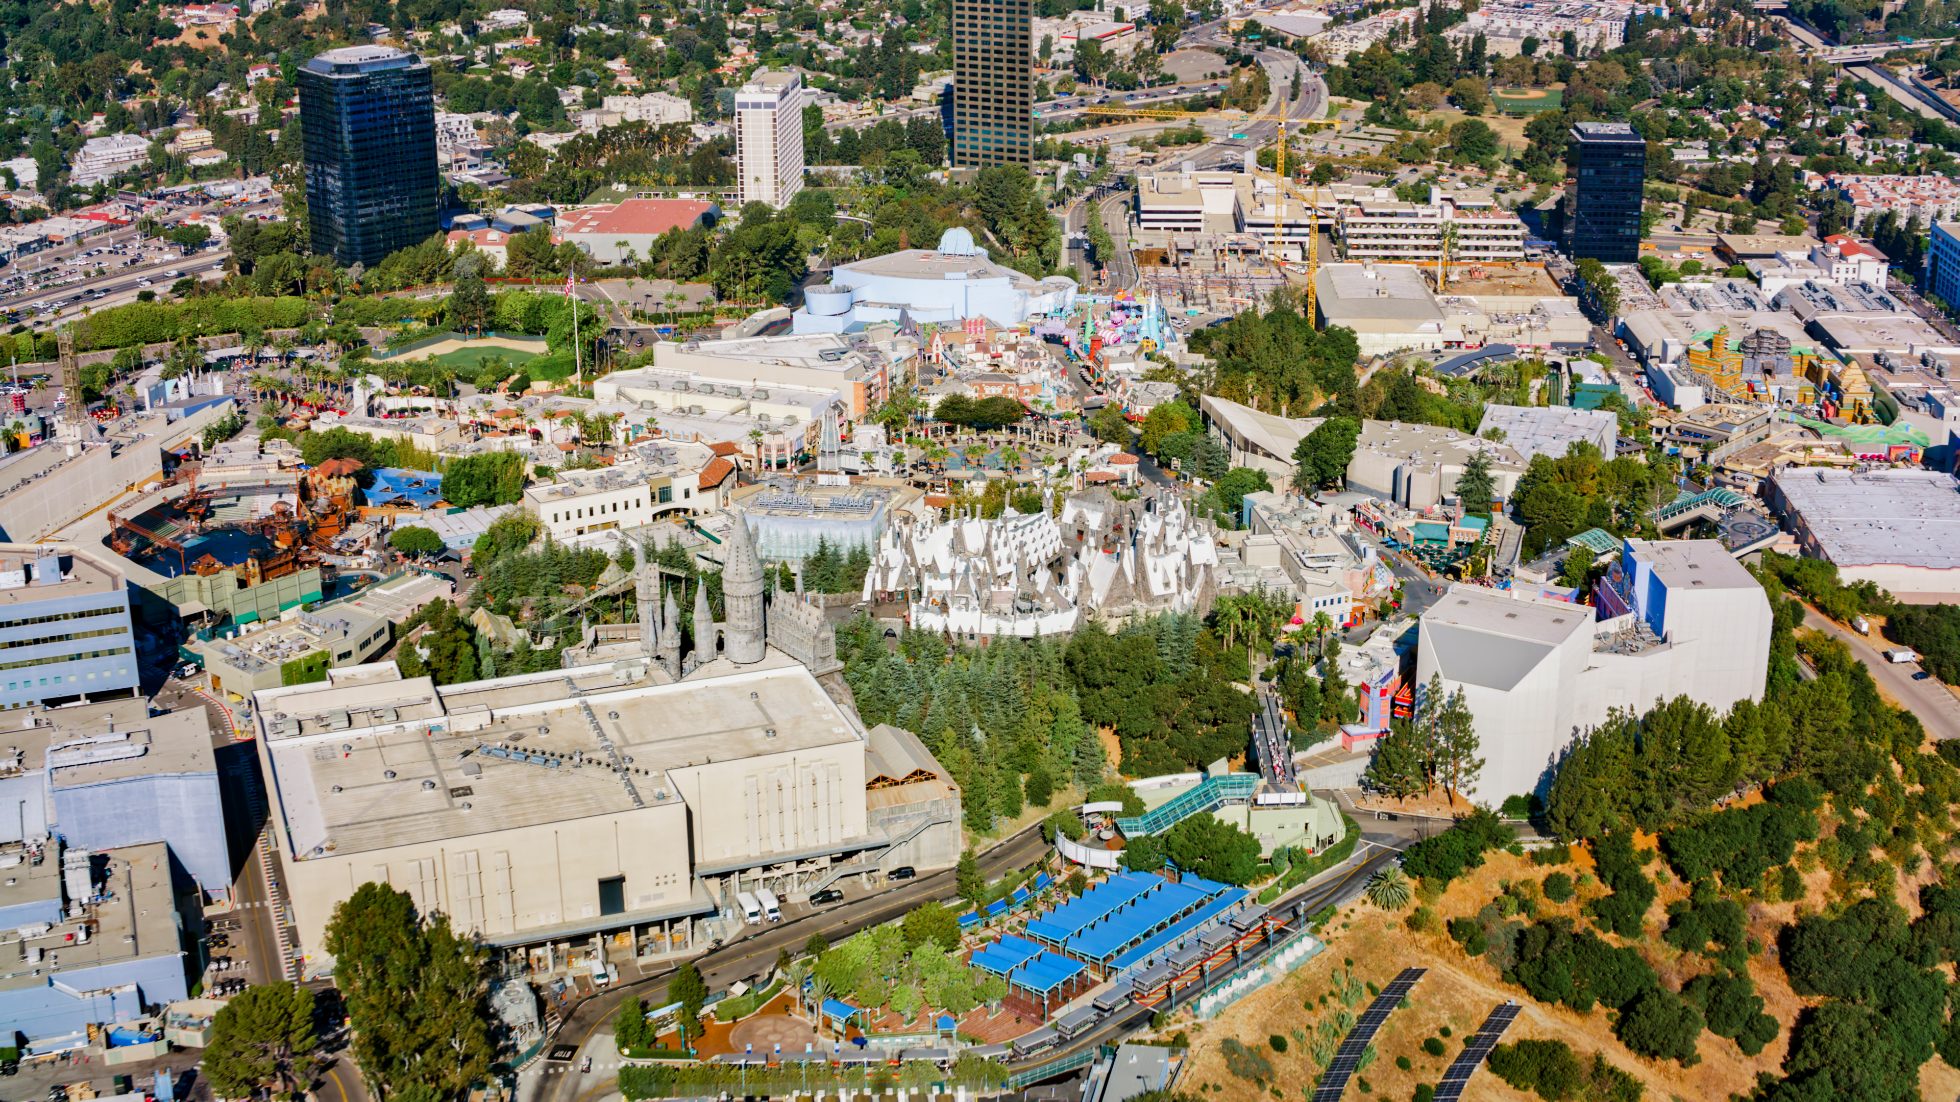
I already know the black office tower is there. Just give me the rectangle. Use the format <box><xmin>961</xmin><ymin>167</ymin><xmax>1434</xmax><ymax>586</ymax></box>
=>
<box><xmin>299</xmin><ymin>46</ymin><xmax>438</xmax><ymax>268</ymax></box>
<box><xmin>1565</xmin><ymin>121</ymin><xmax>1645</xmax><ymax>263</ymax></box>
<box><xmin>952</xmin><ymin>0</ymin><xmax>1033</xmax><ymax>167</ymax></box>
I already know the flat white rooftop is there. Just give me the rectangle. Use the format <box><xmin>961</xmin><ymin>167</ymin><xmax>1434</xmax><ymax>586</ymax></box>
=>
<box><xmin>1772</xmin><ymin>468</ymin><xmax>1960</xmax><ymax>571</ymax></box>
<box><xmin>1626</xmin><ymin>537</ymin><xmax>1759</xmax><ymax>590</ymax></box>
<box><xmin>259</xmin><ymin>655</ymin><xmax>865</xmax><ymax>859</ymax></box>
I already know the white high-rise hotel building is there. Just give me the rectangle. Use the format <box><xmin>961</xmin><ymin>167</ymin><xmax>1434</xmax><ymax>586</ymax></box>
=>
<box><xmin>736</xmin><ymin>69</ymin><xmax>805</xmax><ymax>209</ymax></box>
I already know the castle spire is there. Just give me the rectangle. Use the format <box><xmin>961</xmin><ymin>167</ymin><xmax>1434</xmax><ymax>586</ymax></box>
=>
<box><xmin>634</xmin><ymin>542</ymin><xmax>658</xmax><ymax>660</ymax></box>
<box><xmin>721</xmin><ymin>510</ymin><xmax>767</xmax><ymax>664</ymax></box>
<box><xmin>692</xmin><ymin>579</ymin><xmax>716</xmax><ymax>662</ymax></box>
<box><xmin>658</xmin><ymin>585</ymin><xmax>682</xmax><ymax>678</ymax></box>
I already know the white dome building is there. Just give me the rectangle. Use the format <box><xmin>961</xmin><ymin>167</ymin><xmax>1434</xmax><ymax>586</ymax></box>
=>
<box><xmin>794</xmin><ymin>227</ymin><xmax>1076</xmax><ymax>334</ymax></box>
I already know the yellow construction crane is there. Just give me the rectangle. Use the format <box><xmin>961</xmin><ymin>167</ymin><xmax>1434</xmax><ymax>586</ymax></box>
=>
<box><xmin>1078</xmin><ymin>102</ymin><xmax>1333</xmax><ymax>324</ymax></box>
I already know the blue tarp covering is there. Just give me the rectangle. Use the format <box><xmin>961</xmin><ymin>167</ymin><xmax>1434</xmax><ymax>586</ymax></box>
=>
<box><xmin>366</xmin><ymin>468</ymin><xmax>446</xmax><ymax>509</ymax></box>
<box><xmin>970</xmin><ymin>934</ymin><xmax>1044</xmax><ymax>976</ymax></box>
<box><xmin>1033</xmin><ymin>872</ymin><xmax>1052</xmax><ymax>891</ymax></box>
<box><xmin>958</xmin><ymin>911</ymin><xmax>984</xmax><ymax>929</ymax></box>
<box><xmin>1013</xmin><ymin>951</ymin><xmax>1089</xmax><ymax>994</ymax></box>
<box><xmin>1025</xmin><ymin>871</ymin><xmax>1161</xmax><ymax>945</ymax></box>
<box><xmin>1105</xmin><ymin>889</ymin><xmax>1249</xmax><ymax>972</ymax></box>
<box><xmin>820</xmin><ymin>998</ymin><xmax>862</xmax><ymax>1024</ymax></box>
<box><xmin>985</xmin><ymin>898</ymin><xmax>1008</xmax><ymax>917</ymax></box>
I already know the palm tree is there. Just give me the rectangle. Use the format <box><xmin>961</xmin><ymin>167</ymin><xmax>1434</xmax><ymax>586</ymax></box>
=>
<box><xmin>805</xmin><ymin>975</ymin><xmax>831</xmax><ymax>1033</ymax></box>
<box><xmin>748</xmin><ymin>428</ymin><xmax>765</xmax><ymax>472</ymax></box>
<box><xmin>1363</xmin><ymin>866</ymin><xmax>1412</xmax><ymax>912</ymax></box>
<box><xmin>1310</xmin><ymin>610</ymin><xmax>1334</xmax><ymax>653</ymax></box>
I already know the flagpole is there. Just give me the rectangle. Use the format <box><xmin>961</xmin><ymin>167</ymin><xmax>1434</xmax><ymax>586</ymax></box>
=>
<box><xmin>571</xmin><ymin>273</ymin><xmax>582</xmax><ymax>391</ymax></box>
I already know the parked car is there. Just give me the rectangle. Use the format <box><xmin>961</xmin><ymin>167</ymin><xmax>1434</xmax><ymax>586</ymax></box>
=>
<box><xmin>887</xmin><ymin>866</ymin><xmax>917</xmax><ymax>881</ymax></box>
<box><xmin>809</xmin><ymin>888</ymin><xmax>844</xmax><ymax>906</ymax></box>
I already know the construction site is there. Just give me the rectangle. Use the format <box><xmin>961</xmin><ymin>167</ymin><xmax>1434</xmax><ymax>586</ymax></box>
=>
<box><xmin>1133</xmin><ymin>231</ymin><xmax>1300</xmax><ymax>316</ymax></box>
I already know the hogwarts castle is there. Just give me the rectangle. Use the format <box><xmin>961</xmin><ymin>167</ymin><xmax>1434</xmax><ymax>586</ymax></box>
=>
<box><xmin>568</xmin><ymin>508</ymin><xmax>841</xmax><ymax>678</ymax></box>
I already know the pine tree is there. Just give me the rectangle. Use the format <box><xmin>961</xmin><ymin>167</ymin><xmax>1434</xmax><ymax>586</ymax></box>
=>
<box><xmin>955</xmin><ymin>850</ymin><xmax>985</xmax><ymax>905</ymax></box>
<box><xmin>1456</xmin><ymin>451</ymin><xmax>1496</xmax><ymax>517</ymax></box>
<box><xmin>992</xmin><ymin>756</ymin><xmax>1024</xmax><ymax>821</ymax></box>
<box><xmin>1023</xmin><ymin>764</ymin><xmax>1054</xmax><ymax>808</ymax></box>
<box><xmin>1437</xmin><ymin>685</ymin><xmax>1484</xmax><ymax>802</ymax></box>
<box><xmin>1365</xmin><ymin>719</ymin><xmax>1428</xmax><ymax>802</ymax></box>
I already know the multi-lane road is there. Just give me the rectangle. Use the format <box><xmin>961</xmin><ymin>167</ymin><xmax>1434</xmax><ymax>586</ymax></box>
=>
<box><xmin>0</xmin><ymin>193</ymin><xmax>277</xmax><ymax>326</ymax></box>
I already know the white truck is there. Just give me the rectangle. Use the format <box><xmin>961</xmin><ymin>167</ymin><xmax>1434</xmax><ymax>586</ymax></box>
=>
<box><xmin>1885</xmin><ymin>647</ymin><xmax>1919</xmax><ymax>664</ymax></box>
<box><xmin>756</xmin><ymin>887</ymin><xmax>783</xmax><ymax>922</ymax></box>
<box><xmin>735</xmin><ymin>890</ymin><xmax>763</xmax><ymax>925</ymax></box>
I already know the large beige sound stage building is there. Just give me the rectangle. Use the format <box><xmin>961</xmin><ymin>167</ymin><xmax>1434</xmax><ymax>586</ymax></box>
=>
<box><xmin>254</xmin><ymin>515</ymin><xmax>961</xmax><ymax>976</ymax></box>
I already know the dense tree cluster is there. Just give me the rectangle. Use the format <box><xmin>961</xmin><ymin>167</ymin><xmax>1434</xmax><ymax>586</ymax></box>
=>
<box><xmin>811</xmin><ymin>921</ymin><xmax>1007</xmax><ymax>1022</ymax></box>
<box><xmin>1659</xmin><ymin>778</ymin><xmax>1821</xmax><ymax>889</ymax></box>
<box><xmin>794</xmin><ymin>537</ymin><xmax>873</xmax><ymax>595</ymax></box>
<box><xmin>838</xmin><ymin>615</ymin><xmax>1102</xmax><ymax>835</ymax></box>
<box><xmin>1364</xmin><ymin>674</ymin><xmax>1483</xmax><ymax>803</ymax></box>
<box><xmin>440</xmin><ymin>452</ymin><xmax>528</xmax><ymax>508</ymax></box>
<box><xmin>1510</xmin><ymin>441</ymin><xmax>1674</xmax><ymax>557</ymax></box>
<box><xmin>1399</xmin><ymin>808</ymin><xmax>1514</xmax><ymax>887</ymax></box>
<box><xmin>1290</xmin><ymin>416</ymin><xmax>1360</xmax><ymax>493</ymax></box>
<box><xmin>1884</xmin><ymin>604</ymin><xmax>1960</xmax><ymax>685</ymax></box>
<box><xmin>1186</xmin><ymin>302</ymin><xmax>1362</xmax><ymax>414</ymax></box>
<box><xmin>71</xmin><ymin>297</ymin><xmax>311</xmax><ymax>353</ymax></box>
<box><xmin>201</xmin><ymin>984</ymin><xmax>318</xmax><ymax>1100</ymax></box>
<box><xmin>504</xmin><ymin>123</ymin><xmax>727</xmax><ymax>205</ymax></box>
<box><xmin>1584</xmin><ymin>830</ymin><xmax>1655</xmax><ymax>939</ymax></box>
<box><xmin>1064</xmin><ymin>618</ymin><xmax>1259</xmax><ymax>777</ymax></box>
<box><xmin>1486</xmin><ymin>1039</ymin><xmax>1643</xmax><ymax>1102</ymax></box>
<box><xmin>322</xmin><ymin>883</ymin><xmax>494</xmax><ymax>1102</ymax></box>
<box><xmin>1159</xmin><ymin>815</ymin><xmax>1264</xmax><ymax>885</ymax></box>
<box><xmin>1757</xmin><ymin>551</ymin><xmax>1890</xmax><ymax>625</ymax></box>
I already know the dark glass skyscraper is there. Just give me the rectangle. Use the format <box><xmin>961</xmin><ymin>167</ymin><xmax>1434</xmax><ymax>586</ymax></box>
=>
<box><xmin>1565</xmin><ymin>121</ymin><xmax>1646</xmax><ymax>263</ymax></box>
<box><xmin>952</xmin><ymin>0</ymin><xmax>1033</xmax><ymax>167</ymax></box>
<box><xmin>299</xmin><ymin>46</ymin><xmax>438</xmax><ymax>267</ymax></box>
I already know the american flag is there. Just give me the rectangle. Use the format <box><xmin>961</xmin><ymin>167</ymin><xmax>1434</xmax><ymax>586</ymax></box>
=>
<box><xmin>564</xmin><ymin>269</ymin><xmax>576</xmax><ymax>299</ymax></box>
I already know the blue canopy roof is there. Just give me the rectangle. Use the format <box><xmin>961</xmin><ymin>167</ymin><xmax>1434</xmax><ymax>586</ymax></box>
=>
<box><xmin>1012</xmin><ymin>951</ymin><xmax>1089</xmax><ymax>994</ymax></box>
<box><xmin>366</xmin><ymin>467</ymin><xmax>445</xmax><ymax>509</ymax></box>
<box><xmin>820</xmin><ymin>998</ymin><xmax>862</xmax><ymax>1024</ymax></box>
<box><xmin>1106</xmin><ymin>889</ymin><xmax>1248</xmax><ymax>972</ymax></box>
<box><xmin>1067</xmin><ymin>878</ymin><xmax>1218</xmax><ymax>962</ymax></box>
<box><xmin>1024</xmin><ymin>871</ymin><xmax>1161</xmax><ymax>945</ymax></box>
<box><xmin>970</xmin><ymin>934</ymin><xmax>1044</xmax><ymax>976</ymax></box>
